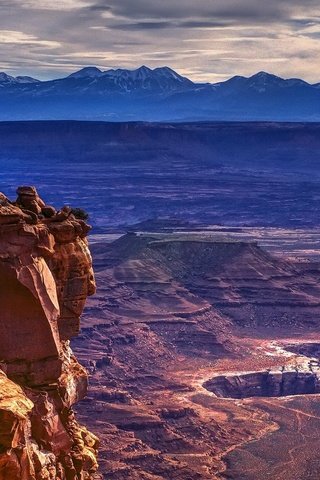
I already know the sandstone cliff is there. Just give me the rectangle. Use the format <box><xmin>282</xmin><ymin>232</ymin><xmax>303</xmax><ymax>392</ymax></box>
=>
<box><xmin>0</xmin><ymin>187</ymin><xmax>99</xmax><ymax>480</ymax></box>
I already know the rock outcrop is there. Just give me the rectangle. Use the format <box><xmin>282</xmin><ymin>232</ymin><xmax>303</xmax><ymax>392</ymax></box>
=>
<box><xmin>204</xmin><ymin>367</ymin><xmax>320</xmax><ymax>399</ymax></box>
<box><xmin>0</xmin><ymin>187</ymin><xmax>98</xmax><ymax>480</ymax></box>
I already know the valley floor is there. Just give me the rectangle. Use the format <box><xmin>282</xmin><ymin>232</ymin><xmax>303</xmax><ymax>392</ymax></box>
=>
<box><xmin>72</xmin><ymin>226</ymin><xmax>320</xmax><ymax>479</ymax></box>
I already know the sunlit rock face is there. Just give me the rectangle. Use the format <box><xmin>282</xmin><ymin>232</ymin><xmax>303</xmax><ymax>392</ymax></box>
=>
<box><xmin>0</xmin><ymin>187</ymin><xmax>99</xmax><ymax>480</ymax></box>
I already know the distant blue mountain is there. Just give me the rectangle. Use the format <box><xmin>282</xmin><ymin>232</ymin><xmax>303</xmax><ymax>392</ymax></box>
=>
<box><xmin>0</xmin><ymin>66</ymin><xmax>319</xmax><ymax>121</ymax></box>
<box><xmin>0</xmin><ymin>72</ymin><xmax>40</xmax><ymax>85</ymax></box>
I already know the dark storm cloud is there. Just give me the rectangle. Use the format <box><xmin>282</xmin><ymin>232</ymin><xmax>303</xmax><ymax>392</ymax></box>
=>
<box><xmin>109</xmin><ymin>20</ymin><xmax>231</xmax><ymax>31</ymax></box>
<box><xmin>88</xmin><ymin>4</ymin><xmax>111</xmax><ymax>12</ymax></box>
<box><xmin>109</xmin><ymin>21</ymin><xmax>175</xmax><ymax>31</ymax></box>
<box><xmin>89</xmin><ymin>0</ymin><xmax>318</xmax><ymax>23</ymax></box>
<box><xmin>180</xmin><ymin>20</ymin><xmax>232</xmax><ymax>28</ymax></box>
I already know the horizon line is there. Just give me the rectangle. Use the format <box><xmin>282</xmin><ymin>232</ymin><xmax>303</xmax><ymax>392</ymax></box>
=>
<box><xmin>0</xmin><ymin>65</ymin><xmax>317</xmax><ymax>86</ymax></box>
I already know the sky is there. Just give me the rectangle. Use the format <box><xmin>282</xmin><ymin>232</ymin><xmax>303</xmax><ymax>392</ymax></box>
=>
<box><xmin>1</xmin><ymin>0</ymin><xmax>320</xmax><ymax>82</ymax></box>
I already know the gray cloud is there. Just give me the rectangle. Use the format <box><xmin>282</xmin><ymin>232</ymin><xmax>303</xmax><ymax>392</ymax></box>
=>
<box><xmin>109</xmin><ymin>21</ymin><xmax>176</xmax><ymax>31</ymax></box>
<box><xmin>91</xmin><ymin>0</ymin><xmax>320</xmax><ymax>23</ymax></box>
<box><xmin>0</xmin><ymin>0</ymin><xmax>320</xmax><ymax>82</ymax></box>
<box><xmin>108</xmin><ymin>20</ymin><xmax>232</xmax><ymax>31</ymax></box>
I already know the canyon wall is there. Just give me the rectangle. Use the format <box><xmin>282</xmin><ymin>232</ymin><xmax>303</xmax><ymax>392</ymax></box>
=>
<box><xmin>204</xmin><ymin>368</ymin><xmax>320</xmax><ymax>399</ymax></box>
<box><xmin>0</xmin><ymin>187</ymin><xmax>99</xmax><ymax>480</ymax></box>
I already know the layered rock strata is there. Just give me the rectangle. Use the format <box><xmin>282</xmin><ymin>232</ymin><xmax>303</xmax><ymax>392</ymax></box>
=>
<box><xmin>0</xmin><ymin>187</ymin><xmax>98</xmax><ymax>480</ymax></box>
<box><xmin>204</xmin><ymin>366</ymin><xmax>320</xmax><ymax>399</ymax></box>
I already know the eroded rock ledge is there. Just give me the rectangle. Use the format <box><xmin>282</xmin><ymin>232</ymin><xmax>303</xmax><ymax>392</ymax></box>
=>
<box><xmin>0</xmin><ymin>187</ymin><xmax>99</xmax><ymax>480</ymax></box>
<box><xmin>204</xmin><ymin>365</ymin><xmax>320</xmax><ymax>399</ymax></box>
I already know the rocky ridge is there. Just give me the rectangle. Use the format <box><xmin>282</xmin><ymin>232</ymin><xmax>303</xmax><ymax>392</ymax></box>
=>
<box><xmin>0</xmin><ymin>187</ymin><xmax>99</xmax><ymax>480</ymax></box>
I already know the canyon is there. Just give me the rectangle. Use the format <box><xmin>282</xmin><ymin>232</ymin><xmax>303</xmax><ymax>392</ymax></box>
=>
<box><xmin>71</xmin><ymin>229</ymin><xmax>320</xmax><ymax>479</ymax></box>
<box><xmin>2</xmin><ymin>120</ymin><xmax>320</xmax><ymax>479</ymax></box>
<box><xmin>204</xmin><ymin>367</ymin><xmax>320</xmax><ymax>399</ymax></box>
<box><xmin>3</xmin><ymin>187</ymin><xmax>320</xmax><ymax>478</ymax></box>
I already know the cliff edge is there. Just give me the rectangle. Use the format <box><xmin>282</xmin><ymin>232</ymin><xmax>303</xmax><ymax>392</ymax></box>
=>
<box><xmin>0</xmin><ymin>187</ymin><xmax>99</xmax><ymax>480</ymax></box>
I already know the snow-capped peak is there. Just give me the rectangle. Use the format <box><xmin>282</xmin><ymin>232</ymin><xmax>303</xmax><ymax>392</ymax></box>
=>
<box><xmin>135</xmin><ymin>65</ymin><xmax>153</xmax><ymax>78</ymax></box>
<box><xmin>252</xmin><ymin>71</ymin><xmax>276</xmax><ymax>78</ymax></box>
<box><xmin>101</xmin><ymin>65</ymin><xmax>193</xmax><ymax>89</ymax></box>
<box><xmin>0</xmin><ymin>72</ymin><xmax>40</xmax><ymax>85</ymax></box>
<box><xmin>0</xmin><ymin>72</ymin><xmax>16</xmax><ymax>84</ymax></box>
<box><xmin>247</xmin><ymin>72</ymin><xmax>312</xmax><ymax>90</ymax></box>
<box><xmin>103</xmin><ymin>65</ymin><xmax>153</xmax><ymax>80</ymax></box>
<box><xmin>15</xmin><ymin>76</ymin><xmax>40</xmax><ymax>84</ymax></box>
<box><xmin>68</xmin><ymin>67</ymin><xmax>104</xmax><ymax>79</ymax></box>
<box><xmin>249</xmin><ymin>71</ymin><xmax>283</xmax><ymax>83</ymax></box>
<box><xmin>153</xmin><ymin>66</ymin><xmax>192</xmax><ymax>83</ymax></box>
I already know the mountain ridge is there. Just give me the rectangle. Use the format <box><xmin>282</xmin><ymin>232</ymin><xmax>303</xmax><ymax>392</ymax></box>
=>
<box><xmin>2</xmin><ymin>66</ymin><xmax>316</xmax><ymax>88</ymax></box>
<box><xmin>0</xmin><ymin>65</ymin><xmax>320</xmax><ymax>121</ymax></box>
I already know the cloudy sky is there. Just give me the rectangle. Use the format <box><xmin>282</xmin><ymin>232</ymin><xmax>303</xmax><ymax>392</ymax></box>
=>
<box><xmin>1</xmin><ymin>0</ymin><xmax>320</xmax><ymax>82</ymax></box>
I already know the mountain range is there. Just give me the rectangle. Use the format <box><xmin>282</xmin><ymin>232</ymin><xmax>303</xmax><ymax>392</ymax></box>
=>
<box><xmin>0</xmin><ymin>65</ymin><xmax>320</xmax><ymax>121</ymax></box>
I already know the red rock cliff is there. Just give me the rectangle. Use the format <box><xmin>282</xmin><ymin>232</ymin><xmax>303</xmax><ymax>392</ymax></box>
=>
<box><xmin>0</xmin><ymin>187</ymin><xmax>99</xmax><ymax>480</ymax></box>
